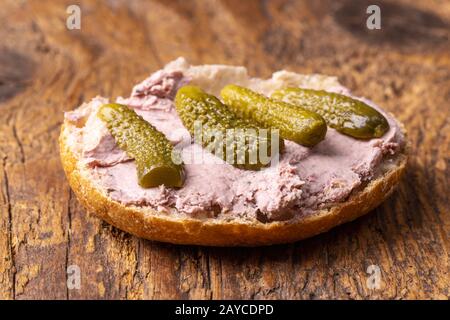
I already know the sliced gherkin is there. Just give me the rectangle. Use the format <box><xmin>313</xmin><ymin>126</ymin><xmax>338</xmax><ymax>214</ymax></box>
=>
<box><xmin>97</xmin><ymin>103</ymin><xmax>184</xmax><ymax>188</ymax></box>
<box><xmin>271</xmin><ymin>88</ymin><xmax>389</xmax><ymax>139</ymax></box>
<box><xmin>220</xmin><ymin>84</ymin><xmax>327</xmax><ymax>147</ymax></box>
<box><xmin>174</xmin><ymin>85</ymin><xmax>283</xmax><ymax>170</ymax></box>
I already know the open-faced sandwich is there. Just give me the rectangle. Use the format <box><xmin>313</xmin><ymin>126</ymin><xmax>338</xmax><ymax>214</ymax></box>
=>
<box><xmin>60</xmin><ymin>58</ymin><xmax>408</xmax><ymax>246</ymax></box>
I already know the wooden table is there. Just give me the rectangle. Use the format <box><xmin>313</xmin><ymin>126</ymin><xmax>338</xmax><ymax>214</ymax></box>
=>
<box><xmin>0</xmin><ymin>0</ymin><xmax>449</xmax><ymax>299</ymax></box>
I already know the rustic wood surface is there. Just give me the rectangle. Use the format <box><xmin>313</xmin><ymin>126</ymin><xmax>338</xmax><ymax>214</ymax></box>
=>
<box><xmin>0</xmin><ymin>0</ymin><xmax>449</xmax><ymax>300</ymax></box>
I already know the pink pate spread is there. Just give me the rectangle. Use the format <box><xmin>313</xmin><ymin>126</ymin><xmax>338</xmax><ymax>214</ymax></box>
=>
<box><xmin>64</xmin><ymin>61</ymin><xmax>405</xmax><ymax>222</ymax></box>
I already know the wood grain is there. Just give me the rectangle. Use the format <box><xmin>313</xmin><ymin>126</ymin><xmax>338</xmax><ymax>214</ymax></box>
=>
<box><xmin>0</xmin><ymin>0</ymin><xmax>449</xmax><ymax>299</ymax></box>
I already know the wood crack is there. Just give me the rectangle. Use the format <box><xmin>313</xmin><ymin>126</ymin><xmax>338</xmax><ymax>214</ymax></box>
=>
<box><xmin>205</xmin><ymin>251</ymin><xmax>212</xmax><ymax>293</ymax></box>
<box><xmin>3</xmin><ymin>156</ymin><xmax>16</xmax><ymax>299</ymax></box>
<box><xmin>12</xmin><ymin>124</ymin><xmax>25</xmax><ymax>164</ymax></box>
<box><xmin>65</xmin><ymin>189</ymin><xmax>73</xmax><ymax>300</ymax></box>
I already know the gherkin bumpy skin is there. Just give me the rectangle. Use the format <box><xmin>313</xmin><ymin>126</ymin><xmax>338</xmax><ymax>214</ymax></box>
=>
<box><xmin>175</xmin><ymin>85</ymin><xmax>282</xmax><ymax>170</ymax></box>
<box><xmin>271</xmin><ymin>88</ymin><xmax>389</xmax><ymax>139</ymax></box>
<box><xmin>220</xmin><ymin>84</ymin><xmax>327</xmax><ymax>147</ymax></box>
<box><xmin>97</xmin><ymin>103</ymin><xmax>184</xmax><ymax>188</ymax></box>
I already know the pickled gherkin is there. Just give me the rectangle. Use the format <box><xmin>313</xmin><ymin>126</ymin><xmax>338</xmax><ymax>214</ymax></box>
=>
<box><xmin>220</xmin><ymin>84</ymin><xmax>327</xmax><ymax>147</ymax></box>
<box><xmin>271</xmin><ymin>88</ymin><xmax>389</xmax><ymax>139</ymax></box>
<box><xmin>175</xmin><ymin>85</ymin><xmax>282</xmax><ymax>170</ymax></box>
<box><xmin>97</xmin><ymin>103</ymin><xmax>184</xmax><ymax>188</ymax></box>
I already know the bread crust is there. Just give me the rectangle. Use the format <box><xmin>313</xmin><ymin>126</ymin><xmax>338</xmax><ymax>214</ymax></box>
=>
<box><xmin>59</xmin><ymin>121</ymin><xmax>408</xmax><ymax>246</ymax></box>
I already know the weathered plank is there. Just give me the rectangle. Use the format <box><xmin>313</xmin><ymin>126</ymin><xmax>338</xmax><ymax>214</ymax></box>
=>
<box><xmin>0</xmin><ymin>0</ymin><xmax>448</xmax><ymax>299</ymax></box>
